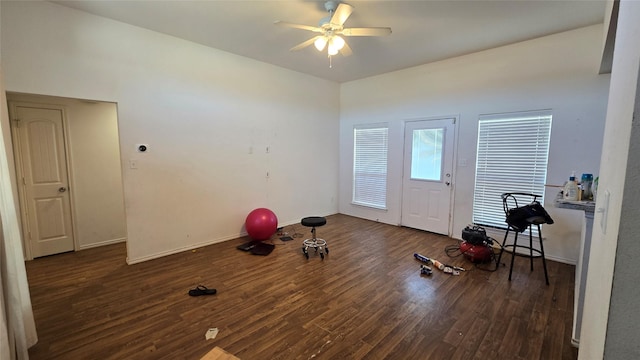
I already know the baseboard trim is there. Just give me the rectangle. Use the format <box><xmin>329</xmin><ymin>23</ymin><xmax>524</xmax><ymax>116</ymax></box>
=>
<box><xmin>544</xmin><ymin>254</ymin><xmax>576</xmax><ymax>265</ymax></box>
<box><xmin>78</xmin><ymin>237</ymin><xmax>126</xmax><ymax>250</ymax></box>
<box><xmin>126</xmin><ymin>213</ymin><xmax>338</xmax><ymax>265</ymax></box>
<box><xmin>126</xmin><ymin>233</ymin><xmax>242</xmax><ymax>265</ymax></box>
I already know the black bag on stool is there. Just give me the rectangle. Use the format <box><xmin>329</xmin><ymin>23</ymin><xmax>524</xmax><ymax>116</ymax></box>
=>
<box><xmin>505</xmin><ymin>201</ymin><xmax>554</xmax><ymax>232</ymax></box>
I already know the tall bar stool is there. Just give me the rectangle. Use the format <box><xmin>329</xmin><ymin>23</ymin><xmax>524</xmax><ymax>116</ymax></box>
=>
<box><xmin>497</xmin><ymin>193</ymin><xmax>554</xmax><ymax>285</ymax></box>
<box><xmin>301</xmin><ymin>216</ymin><xmax>328</xmax><ymax>259</ymax></box>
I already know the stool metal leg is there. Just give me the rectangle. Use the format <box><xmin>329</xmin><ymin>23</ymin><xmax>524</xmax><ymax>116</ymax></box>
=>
<box><xmin>498</xmin><ymin>226</ymin><xmax>520</xmax><ymax>282</ymax></box>
<box><xmin>509</xmin><ymin>232</ymin><xmax>518</xmax><ymax>281</ymax></box>
<box><xmin>302</xmin><ymin>226</ymin><xmax>328</xmax><ymax>259</ymax></box>
<box><xmin>500</xmin><ymin>224</ymin><xmax>549</xmax><ymax>285</ymax></box>
<box><xmin>537</xmin><ymin>224</ymin><xmax>550</xmax><ymax>285</ymax></box>
<box><xmin>529</xmin><ymin>225</ymin><xmax>534</xmax><ymax>272</ymax></box>
<box><xmin>497</xmin><ymin>228</ymin><xmax>508</xmax><ymax>267</ymax></box>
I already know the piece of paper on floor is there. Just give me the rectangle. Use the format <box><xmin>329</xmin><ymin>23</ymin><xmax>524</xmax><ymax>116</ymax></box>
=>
<box><xmin>205</xmin><ymin>328</ymin><xmax>219</xmax><ymax>340</ymax></box>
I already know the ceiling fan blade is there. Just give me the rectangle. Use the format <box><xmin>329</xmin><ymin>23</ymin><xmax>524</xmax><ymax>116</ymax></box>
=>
<box><xmin>340</xmin><ymin>27</ymin><xmax>392</xmax><ymax>37</ymax></box>
<box><xmin>290</xmin><ymin>36</ymin><xmax>320</xmax><ymax>51</ymax></box>
<box><xmin>330</xmin><ymin>3</ymin><xmax>353</xmax><ymax>27</ymax></box>
<box><xmin>274</xmin><ymin>21</ymin><xmax>322</xmax><ymax>33</ymax></box>
<box><xmin>339</xmin><ymin>41</ymin><xmax>352</xmax><ymax>57</ymax></box>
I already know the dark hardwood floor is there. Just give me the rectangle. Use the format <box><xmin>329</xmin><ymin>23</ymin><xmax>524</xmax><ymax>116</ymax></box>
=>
<box><xmin>26</xmin><ymin>214</ymin><xmax>577</xmax><ymax>360</ymax></box>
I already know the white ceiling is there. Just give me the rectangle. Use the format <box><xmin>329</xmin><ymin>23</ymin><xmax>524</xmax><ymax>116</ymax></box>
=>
<box><xmin>51</xmin><ymin>0</ymin><xmax>607</xmax><ymax>83</ymax></box>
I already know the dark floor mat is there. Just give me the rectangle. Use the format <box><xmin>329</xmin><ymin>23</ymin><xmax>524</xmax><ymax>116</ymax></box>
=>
<box><xmin>237</xmin><ymin>241</ymin><xmax>259</xmax><ymax>251</ymax></box>
<box><xmin>250</xmin><ymin>242</ymin><xmax>275</xmax><ymax>256</ymax></box>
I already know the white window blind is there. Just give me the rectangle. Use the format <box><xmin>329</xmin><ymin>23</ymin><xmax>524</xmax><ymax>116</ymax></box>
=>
<box><xmin>472</xmin><ymin>110</ymin><xmax>552</xmax><ymax>230</ymax></box>
<box><xmin>353</xmin><ymin>125</ymin><xmax>388</xmax><ymax>209</ymax></box>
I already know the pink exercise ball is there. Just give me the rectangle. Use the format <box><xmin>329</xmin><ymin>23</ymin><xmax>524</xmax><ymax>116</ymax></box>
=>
<box><xmin>245</xmin><ymin>208</ymin><xmax>278</xmax><ymax>241</ymax></box>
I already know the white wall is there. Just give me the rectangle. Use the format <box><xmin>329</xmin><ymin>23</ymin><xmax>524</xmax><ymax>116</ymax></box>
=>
<box><xmin>65</xmin><ymin>99</ymin><xmax>125</xmax><ymax>249</ymax></box>
<box><xmin>340</xmin><ymin>25</ymin><xmax>610</xmax><ymax>264</ymax></box>
<box><xmin>6</xmin><ymin>93</ymin><xmax>126</xmax><ymax>252</ymax></box>
<box><xmin>1</xmin><ymin>1</ymin><xmax>340</xmax><ymax>263</ymax></box>
<box><xmin>580</xmin><ymin>1</ymin><xmax>640</xmax><ymax>358</ymax></box>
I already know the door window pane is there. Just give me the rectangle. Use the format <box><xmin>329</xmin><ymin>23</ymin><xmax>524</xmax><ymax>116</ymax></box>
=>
<box><xmin>410</xmin><ymin>128</ymin><xmax>443</xmax><ymax>181</ymax></box>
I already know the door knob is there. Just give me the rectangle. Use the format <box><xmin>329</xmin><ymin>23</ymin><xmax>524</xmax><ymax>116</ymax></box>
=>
<box><xmin>58</xmin><ymin>187</ymin><xmax>67</xmax><ymax>193</ymax></box>
<box><xmin>445</xmin><ymin>182</ymin><xmax>450</xmax><ymax>186</ymax></box>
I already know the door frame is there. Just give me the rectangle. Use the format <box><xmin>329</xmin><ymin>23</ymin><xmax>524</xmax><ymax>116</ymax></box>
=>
<box><xmin>400</xmin><ymin>115</ymin><xmax>459</xmax><ymax>236</ymax></box>
<box><xmin>9</xmin><ymin>100</ymin><xmax>78</xmax><ymax>260</ymax></box>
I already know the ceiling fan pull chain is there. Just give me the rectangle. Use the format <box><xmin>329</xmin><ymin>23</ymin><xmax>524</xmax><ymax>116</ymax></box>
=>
<box><xmin>329</xmin><ymin>55</ymin><xmax>333</xmax><ymax>68</ymax></box>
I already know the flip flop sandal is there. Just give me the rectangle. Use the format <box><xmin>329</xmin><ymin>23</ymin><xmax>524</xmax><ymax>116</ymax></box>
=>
<box><xmin>188</xmin><ymin>285</ymin><xmax>217</xmax><ymax>296</ymax></box>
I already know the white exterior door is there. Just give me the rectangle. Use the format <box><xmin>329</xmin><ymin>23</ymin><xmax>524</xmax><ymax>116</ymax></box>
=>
<box><xmin>11</xmin><ymin>104</ymin><xmax>75</xmax><ymax>258</ymax></box>
<box><xmin>401</xmin><ymin>118</ymin><xmax>455</xmax><ymax>235</ymax></box>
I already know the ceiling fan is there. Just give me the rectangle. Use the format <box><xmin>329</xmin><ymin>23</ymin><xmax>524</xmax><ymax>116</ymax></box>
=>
<box><xmin>274</xmin><ymin>1</ymin><xmax>392</xmax><ymax>58</ymax></box>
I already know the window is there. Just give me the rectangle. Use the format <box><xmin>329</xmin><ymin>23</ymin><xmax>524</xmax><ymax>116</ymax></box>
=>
<box><xmin>353</xmin><ymin>125</ymin><xmax>388</xmax><ymax>209</ymax></box>
<box><xmin>410</xmin><ymin>128</ymin><xmax>444</xmax><ymax>181</ymax></box>
<box><xmin>472</xmin><ymin>110</ymin><xmax>552</xmax><ymax>230</ymax></box>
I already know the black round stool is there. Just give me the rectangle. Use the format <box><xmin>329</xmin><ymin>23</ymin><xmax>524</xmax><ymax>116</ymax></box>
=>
<box><xmin>301</xmin><ymin>216</ymin><xmax>328</xmax><ymax>259</ymax></box>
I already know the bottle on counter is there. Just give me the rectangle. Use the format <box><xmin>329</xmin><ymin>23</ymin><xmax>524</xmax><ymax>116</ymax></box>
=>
<box><xmin>581</xmin><ymin>173</ymin><xmax>594</xmax><ymax>200</ymax></box>
<box><xmin>564</xmin><ymin>171</ymin><xmax>580</xmax><ymax>201</ymax></box>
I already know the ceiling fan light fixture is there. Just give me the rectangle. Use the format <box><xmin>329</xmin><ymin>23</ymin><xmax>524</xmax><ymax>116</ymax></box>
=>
<box><xmin>314</xmin><ymin>36</ymin><xmax>328</xmax><ymax>51</ymax></box>
<box><xmin>327</xmin><ymin>35</ymin><xmax>345</xmax><ymax>55</ymax></box>
<box><xmin>329</xmin><ymin>35</ymin><xmax>345</xmax><ymax>51</ymax></box>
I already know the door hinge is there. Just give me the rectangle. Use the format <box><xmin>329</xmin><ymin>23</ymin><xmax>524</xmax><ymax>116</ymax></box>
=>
<box><xmin>22</xmin><ymin>177</ymin><xmax>26</xmax><ymax>185</ymax></box>
<box><xmin>13</xmin><ymin>118</ymin><xmax>20</xmax><ymax>127</ymax></box>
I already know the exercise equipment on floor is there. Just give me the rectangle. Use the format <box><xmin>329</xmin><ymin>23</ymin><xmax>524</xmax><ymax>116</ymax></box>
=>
<box><xmin>237</xmin><ymin>208</ymin><xmax>278</xmax><ymax>256</ymax></box>
<box><xmin>245</xmin><ymin>208</ymin><xmax>278</xmax><ymax>241</ymax></box>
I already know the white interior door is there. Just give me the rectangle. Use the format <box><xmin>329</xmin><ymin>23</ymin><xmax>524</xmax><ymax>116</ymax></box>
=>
<box><xmin>401</xmin><ymin>118</ymin><xmax>455</xmax><ymax>235</ymax></box>
<box><xmin>11</xmin><ymin>104</ymin><xmax>75</xmax><ymax>257</ymax></box>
